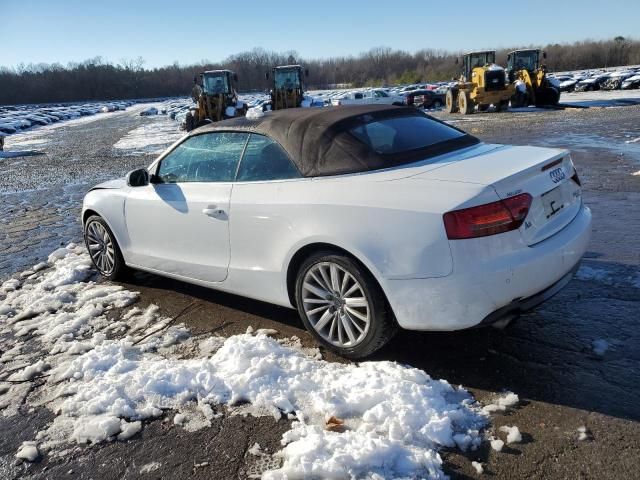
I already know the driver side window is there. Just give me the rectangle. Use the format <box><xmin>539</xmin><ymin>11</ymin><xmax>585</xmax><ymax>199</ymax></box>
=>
<box><xmin>156</xmin><ymin>132</ymin><xmax>248</xmax><ymax>183</ymax></box>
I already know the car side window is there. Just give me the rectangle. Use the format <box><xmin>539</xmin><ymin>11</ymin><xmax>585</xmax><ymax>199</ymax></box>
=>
<box><xmin>235</xmin><ymin>134</ymin><xmax>300</xmax><ymax>182</ymax></box>
<box><xmin>156</xmin><ymin>132</ymin><xmax>248</xmax><ymax>183</ymax></box>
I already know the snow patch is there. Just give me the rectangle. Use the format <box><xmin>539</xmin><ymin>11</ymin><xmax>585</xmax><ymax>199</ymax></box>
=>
<box><xmin>471</xmin><ymin>460</ymin><xmax>484</xmax><ymax>474</ymax></box>
<box><xmin>482</xmin><ymin>392</ymin><xmax>519</xmax><ymax>414</ymax></box>
<box><xmin>16</xmin><ymin>441</ymin><xmax>40</xmax><ymax>462</ymax></box>
<box><xmin>113</xmin><ymin>114</ymin><xmax>184</xmax><ymax>155</ymax></box>
<box><xmin>246</xmin><ymin>107</ymin><xmax>265</xmax><ymax>120</ymax></box>
<box><xmin>490</xmin><ymin>437</ymin><xmax>504</xmax><ymax>451</ymax></box>
<box><xmin>140</xmin><ymin>461</ymin><xmax>161</xmax><ymax>474</ymax></box>
<box><xmin>499</xmin><ymin>425</ymin><xmax>522</xmax><ymax>444</ymax></box>
<box><xmin>1</xmin><ymin>245</ymin><xmax>488</xmax><ymax>479</ymax></box>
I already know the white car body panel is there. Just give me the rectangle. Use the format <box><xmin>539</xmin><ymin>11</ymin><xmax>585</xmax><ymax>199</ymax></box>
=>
<box><xmin>82</xmin><ymin>138</ymin><xmax>592</xmax><ymax>331</ymax></box>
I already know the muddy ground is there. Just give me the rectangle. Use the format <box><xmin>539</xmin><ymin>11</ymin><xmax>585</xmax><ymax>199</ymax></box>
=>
<box><xmin>0</xmin><ymin>104</ymin><xmax>639</xmax><ymax>479</ymax></box>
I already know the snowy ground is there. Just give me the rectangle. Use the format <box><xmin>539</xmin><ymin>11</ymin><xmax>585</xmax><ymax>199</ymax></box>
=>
<box><xmin>0</xmin><ymin>244</ymin><xmax>492</xmax><ymax>479</ymax></box>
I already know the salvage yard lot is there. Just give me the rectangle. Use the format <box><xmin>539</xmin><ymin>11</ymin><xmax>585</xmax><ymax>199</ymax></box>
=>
<box><xmin>0</xmin><ymin>100</ymin><xmax>639</xmax><ymax>478</ymax></box>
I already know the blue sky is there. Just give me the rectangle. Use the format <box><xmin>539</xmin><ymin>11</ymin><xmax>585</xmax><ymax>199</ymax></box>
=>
<box><xmin>1</xmin><ymin>0</ymin><xmax>637</xmax><ymax>68</ymax></box>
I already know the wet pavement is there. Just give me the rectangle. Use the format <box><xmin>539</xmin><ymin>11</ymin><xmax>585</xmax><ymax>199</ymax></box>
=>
<box><xmin>0</xmin><ymin>104</ymin><xmax>639</xmax><ymax>479</ymax></box>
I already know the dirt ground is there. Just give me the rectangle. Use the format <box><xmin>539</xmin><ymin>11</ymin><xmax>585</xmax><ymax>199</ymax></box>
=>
<box><xmin>0</xmin><ymin>103</ymin><xmax>639</xmax><ymax>479</ymax></box>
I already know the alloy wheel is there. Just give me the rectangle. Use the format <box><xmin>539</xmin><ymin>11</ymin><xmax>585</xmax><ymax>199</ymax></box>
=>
<box><xmin>86</xmin><ymin>220</ymin><xmax>116</xmax><ymax>275</ymax></box>
<box><xmin>301</xmin><ymin>261</ymin><xmax>371</xmax><ymax>348</ymax></box>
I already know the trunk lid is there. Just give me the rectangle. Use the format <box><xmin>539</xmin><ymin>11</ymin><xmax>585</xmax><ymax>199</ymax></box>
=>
<box><xmin>410</xmin><ymin>145</ymin><xmax>582</xmax><ymax>245</ymax></box>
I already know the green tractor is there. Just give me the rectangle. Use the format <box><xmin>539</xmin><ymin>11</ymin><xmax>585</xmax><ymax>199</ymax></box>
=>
<box><xmin>266</xmin><ymin>65</ymin><xmax>309</xmax><ymax>110</ymax></box>
<box><xmin>186</xmin><ymin>70</ymin><xmax>248</xmax><ymax>131</ymax></box>
<box><xmin>506</xmin><ymin>49</ymin><xmax>560</xmax><ymax>107</ymax></box>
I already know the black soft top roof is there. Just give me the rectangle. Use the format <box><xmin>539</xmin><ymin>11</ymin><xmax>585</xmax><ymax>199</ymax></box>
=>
<box><xmin>192</xmin><ymin>105</ymin><xmax>478</xmax><ymax>177</ymax></box>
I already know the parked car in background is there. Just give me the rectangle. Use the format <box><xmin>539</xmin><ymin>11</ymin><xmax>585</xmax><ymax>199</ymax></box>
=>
<box><xmin>331</xmin><ymin>89</ymin><xmax>405</xmax><ymax>106</ymax></box>
<box><xmin>82</xmin><ymin>105</ymin><xmax>591</xmax><ymax>358</ymax></box>
<box><xmin>621</xmin><ymin>74</ymin><xmax>640</xmax><ymax>90</ymax></box>
<box><xmin>402</xmin><ymin>89</ymin><xmax>445</xmax><ymax>109</ymax></box>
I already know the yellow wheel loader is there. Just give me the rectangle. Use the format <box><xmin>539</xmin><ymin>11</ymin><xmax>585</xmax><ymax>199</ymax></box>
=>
<box><xmin>186</xmin><ymin>70</ymin><xmax>248</xmax><ymax>131</ymax></box>
<box><xmin>445</xmin><ymin>51</ymin><xmax>515</xmax><ymax>115</ymax></box>
<box><xmin>507</xmin><ymin>49</ymin><xmax>560</xmax><ymax>107</ymax></box>
<box><xmin>265</xmin><ymin>65</ymin><xmax>308</xmax><ymax>110</ymax></box>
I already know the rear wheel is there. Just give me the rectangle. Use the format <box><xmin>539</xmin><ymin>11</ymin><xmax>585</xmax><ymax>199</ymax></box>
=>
<box><xmin>185</xmin><ymin>112</ymin><xmax>195</xmax><ymax>132</ymax></box>
<box><xmin>458</xmin><ymin>90</ymin><xmax>474</xmax><ymax>114</ymax></box>
<box><xmin>84</xmin><ymin>215</ymin><xmax>127</xmax><ymax>281</ymax></box>
<box><xmin>295</xmin><ymin>252</ymin><xmax>396</xmax><ymax>359</ymax></box>
<box><xmin>445</xmin><ymin>89</ymin><xmax>459</xmax><ymax>113</ymax></box>
<box><xmin>494</xmin><ymin>99</ymin><xmax>509</xmax><ymax>112</ymax></box>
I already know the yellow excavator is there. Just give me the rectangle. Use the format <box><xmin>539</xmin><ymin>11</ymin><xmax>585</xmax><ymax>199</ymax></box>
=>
<box><xmin>186</xmin><ymin>70</ymin><xmax>248</xmax><ymax>131</ymax></box>
<box><xmin>446</xmin><ymin>51</ymin><xmax>515</xmax><ymax>114</ymax></box>
<box><xmin>265</xmin><ymin>65</ymin><xmax>308</xmax><ymax>110</ymax></box>
<box><xmin>507</xmin><ymin>49</ymin><xmax>560</xmax><ymax>107</ymax></box>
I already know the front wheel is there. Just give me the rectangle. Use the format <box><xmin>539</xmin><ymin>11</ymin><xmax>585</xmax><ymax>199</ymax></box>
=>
<box><xmin>295</xmin><ymin>252</ymin><xmax>396</xmax><ymax>358</ymax></box>
<box><xmin>84</xmin><ymin>215</ymin><xmax>127</xmax><ymax>281</ymax></box>
<box><xmin>445</xmin><ymin>89</ymin><xmax>458</xmax><ymax>113</ymax></box>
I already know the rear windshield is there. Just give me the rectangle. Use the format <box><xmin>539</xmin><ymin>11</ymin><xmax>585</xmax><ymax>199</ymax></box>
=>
<box><xmin>349</xmin><ymin>115</ymin><xmax>466</xmax><ymax>155</ymax></box>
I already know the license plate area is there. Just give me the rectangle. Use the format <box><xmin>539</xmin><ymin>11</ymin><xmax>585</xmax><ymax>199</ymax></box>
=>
<box><xmin>541</xmin><ymin>186</ymin><xmax>565</xmax><ymax>220</ymax></box>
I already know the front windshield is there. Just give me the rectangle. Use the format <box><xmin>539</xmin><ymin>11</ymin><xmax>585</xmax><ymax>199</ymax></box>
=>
<box><xmin>203</xmin><ymin>73</ymin><xmax>230</xmax><ymax>95</ymax></box>
<box><xmin>274</xmin><ymin>69</ymin><xmax>302</xmax><ymax>89</ymax></box>
<box><xmin>513</xmin><ymin>51</ymin><xmax>539</xmax><ymax>71</ymax></box>
<box><xmin>469</xmin><ymin>52</ymin><xmax>496</xmax><ymax>68</ymax></box>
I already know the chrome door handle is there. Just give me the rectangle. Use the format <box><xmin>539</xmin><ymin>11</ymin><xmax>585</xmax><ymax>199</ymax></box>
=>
<box><xmin>202</xmin><ymin>206</ymin><xmax>226</xmax><ymax>218</ymax></box>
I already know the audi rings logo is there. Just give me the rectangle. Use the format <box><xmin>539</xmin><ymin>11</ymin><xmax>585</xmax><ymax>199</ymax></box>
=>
<box><xmin>549</xmin><ymin>167</ymin><xmax>566</xmax><ymax>184</ymax></box>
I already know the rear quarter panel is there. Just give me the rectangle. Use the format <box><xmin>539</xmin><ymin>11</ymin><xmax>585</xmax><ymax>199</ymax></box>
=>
<box><xmin>227</xmin><ymin>173</ymin><xmax>497</xmax><ymax>306</ymax></box>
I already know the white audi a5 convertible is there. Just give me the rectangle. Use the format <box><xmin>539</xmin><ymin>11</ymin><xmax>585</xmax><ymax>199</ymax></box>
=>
<box><xmin>83</xmin><ymin>105</ymin><xmax>591</xmax><ymax>357</ymax></box>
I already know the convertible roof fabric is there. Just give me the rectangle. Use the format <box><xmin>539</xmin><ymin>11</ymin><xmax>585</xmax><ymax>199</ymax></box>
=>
<box><xmin>195</xmin><ymin>105</ymin><xmax>478</xmax><ymax>177</ymax></box>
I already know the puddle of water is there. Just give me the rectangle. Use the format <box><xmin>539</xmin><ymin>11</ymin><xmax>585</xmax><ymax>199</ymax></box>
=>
<box><xmin>539</xmin><ymin>132</ymin><xmax>640</xmax><ymax>164</ymax></box>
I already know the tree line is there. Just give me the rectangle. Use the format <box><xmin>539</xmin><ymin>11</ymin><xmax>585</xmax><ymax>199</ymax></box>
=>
<box><xmin>1</xmin><ymin>37</ymin><xmax>638</xmax><ymax>105</ymax></box>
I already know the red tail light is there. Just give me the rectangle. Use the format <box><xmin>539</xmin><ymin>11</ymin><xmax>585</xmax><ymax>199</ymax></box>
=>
<box><xmin>443</xmin><ymin>193</ymin><xmax>532</xmax><ymax>240</ymax></box>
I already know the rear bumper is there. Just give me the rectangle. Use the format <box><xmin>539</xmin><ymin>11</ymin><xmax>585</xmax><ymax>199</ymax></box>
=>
<box><xmin>478</xmin><ymin>260</ymin><xmax>580</xmax><ymax>327</ymax></box>
<box><xmin>383</xmin><ymin>204</ymin><xmax>592</xmax><ymax>331</ymax></box>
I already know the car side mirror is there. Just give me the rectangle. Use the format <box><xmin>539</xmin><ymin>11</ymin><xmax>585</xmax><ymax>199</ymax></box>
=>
<box><xmin>305</xmin><ymin>68</ymin><xmax>309</xmax><ymax>77</ymax></box>
<box><xmin>233</xmin><ymin>73</ymin><xmax>238</xmax><ymax>82</ymax></box>
<box><xmin>126</xmin><ymin>168</ymin><xmax>149</xmax><ymax>187</ymax></box>
<box><xmin>265</xmin><ymin>72</ymin><xmax>270</xmax><ymax>80</ymax></box>
<box><xmin>455</xmin><ymin>57</ymin><xmax>459</xmax><ymax>64</ymax></box>
<box><xmin>543</xmin><ymin>51</ymin><xmax>547</xmax><ymax>59</ymax></box>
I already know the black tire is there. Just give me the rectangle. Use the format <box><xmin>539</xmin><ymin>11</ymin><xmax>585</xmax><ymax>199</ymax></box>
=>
<box><xmin>294</xmin><ymin>251</ymin><xmax>397</xmax><ymax>359</ymax></box>
<box><xmin>510</xmin><ymin>90</ymin><xmax>527</xmax><ymax>108</ymax></box>
<box><xmin>83</xmin><ymin>215</ymin><xmax>128</xmax><ymax>281</ymax></box>
<box><xmin>477</xmin><ymin>104</ymin><xmax>489</xmax><ymax>112</ymax></box>
<box><xmin>445</xmin><ymin>89</ymin><xmax>459</xmax><ymax>113</ymax></box>
<box><xmin>494</xmin><ymin>99</ymin><xmax>509</xmax><ymax>112</ymax></box>
<box><xmin>185</xmin><ymin>112</ymin><xmax>195</xmax><ymax>132</ymax></box>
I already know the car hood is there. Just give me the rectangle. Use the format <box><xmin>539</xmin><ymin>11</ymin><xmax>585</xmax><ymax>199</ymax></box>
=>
<box><xmin>89</xmin><ymin>178</ymin><xmax>127</xmax><ymax>191</ymax></box>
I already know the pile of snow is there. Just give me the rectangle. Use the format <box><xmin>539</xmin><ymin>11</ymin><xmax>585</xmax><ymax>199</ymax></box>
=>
<box><xmin>471</xmin><ymin>460</ymin><xmax>483</xmax><ymax>474</ymax></box>
<box><xmin>0</xmin><ymin>244</ymin><xmax>488</xmax><ymax>479</ymax></box>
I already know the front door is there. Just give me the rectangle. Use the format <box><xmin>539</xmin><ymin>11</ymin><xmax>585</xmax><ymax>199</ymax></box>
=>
<box><xmin>124</xmin><ymin>131</ymin><xmax>249</xmax><ymax>283</ymax></box>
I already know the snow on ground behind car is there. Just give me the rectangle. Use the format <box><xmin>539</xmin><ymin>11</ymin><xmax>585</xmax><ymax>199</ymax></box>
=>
<box><xmin>0</xmin><ymin>245</ymin><xmax>487</xmax><ymax>479</ymax></box>
<box><xmin>113</xmin><ymin>110</ymin><xmax>185</xmax><ymax>155</ymax></box>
